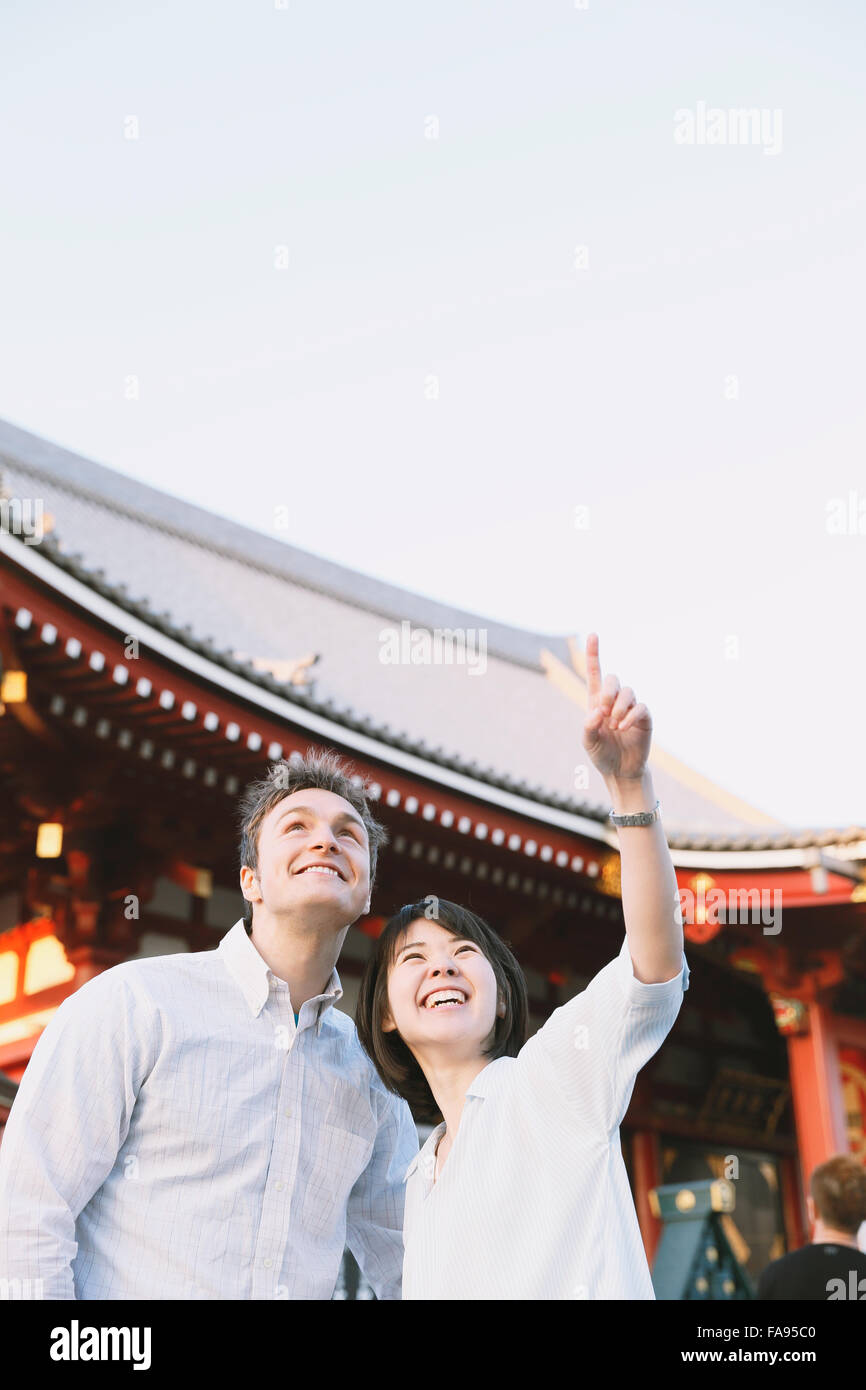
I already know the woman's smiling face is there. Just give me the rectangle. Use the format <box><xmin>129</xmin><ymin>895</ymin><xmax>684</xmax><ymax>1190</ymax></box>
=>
<box><xmin>382</xmin><ymin>917</ymin><xmax>505</xmax><ymax>1058</ymax></box>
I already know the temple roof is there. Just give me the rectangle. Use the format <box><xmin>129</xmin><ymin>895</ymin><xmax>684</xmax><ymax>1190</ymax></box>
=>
<box><xmin>1</xmin><ymin>416</ymin><xmax>862</xmax><ymax>856</ymax></box>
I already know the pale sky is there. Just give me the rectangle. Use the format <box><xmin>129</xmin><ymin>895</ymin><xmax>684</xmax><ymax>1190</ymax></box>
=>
<box><xmin>1</xmin><ymin>1</ymin><xmax>864</xmax><ymax>831</ymax></box>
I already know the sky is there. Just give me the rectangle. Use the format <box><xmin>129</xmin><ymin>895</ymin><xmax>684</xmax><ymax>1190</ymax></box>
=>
<box><xmin>1</xmin><ymin>0</ymin><xmax>864</xmax><ymax>831</ymax></box>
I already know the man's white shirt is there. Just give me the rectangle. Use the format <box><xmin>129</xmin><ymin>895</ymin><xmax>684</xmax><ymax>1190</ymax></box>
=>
<box><xmin>401</xmin><ymin>935</ymin><xmax>689</xmax><ymax>1300</ymax></box>
<box><xmin>0</xmin><ymin>919</ymin><xmax>418</xmax><ymax>1300</ymax></box>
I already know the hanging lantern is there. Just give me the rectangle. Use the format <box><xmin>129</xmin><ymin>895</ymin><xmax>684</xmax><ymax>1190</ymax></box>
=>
<box><xmin>0</xmin><ymin>669</ymin><xmax>27</xmax><ymax>703</ymax></box>
<box><xmin>36</xmin><ymin>823</ymin><xmax>64</xmax><ymax>858</ymax></box>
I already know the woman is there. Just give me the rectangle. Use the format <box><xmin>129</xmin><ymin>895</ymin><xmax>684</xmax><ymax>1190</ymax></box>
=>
<box><xmin>356</xmin><ymin>633</ymin><xmax>689</xmax><ymax>1299</ymax></box>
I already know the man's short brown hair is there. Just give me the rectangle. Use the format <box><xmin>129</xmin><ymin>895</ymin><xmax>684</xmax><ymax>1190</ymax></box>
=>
<box><xmin>237</xmin><ymin>746</ymin><xmax>388</xmax><ymax>927</ymax></box>
<box><xmin>355</xmin><ymin>897</ymin><xmax>529</xmax><ymax>1123</ymax></box>
<box><xmin>811</xmin><ymin>1154</ymin><xmax>866</xmax><ymax>1235</ymax></box>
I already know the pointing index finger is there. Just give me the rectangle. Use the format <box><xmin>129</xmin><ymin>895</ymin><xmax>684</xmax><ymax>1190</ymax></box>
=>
<box><xmin>585</xmin><ymin>632</ymin><xmax>602</xmax><ymax>705</ymax></box>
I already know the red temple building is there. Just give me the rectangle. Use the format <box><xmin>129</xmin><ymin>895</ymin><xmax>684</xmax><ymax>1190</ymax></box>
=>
<box><xmin>1</xmin><ymin>416</ymin><xmax>864</xmax><ymax>1289</ymax></box>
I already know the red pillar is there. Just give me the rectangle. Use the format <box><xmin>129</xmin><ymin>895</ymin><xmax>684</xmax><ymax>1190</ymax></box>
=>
<box><xmin>631</xmin><ymin>1129</ymin><xmax>662</xmax><ymax>1265</ymax></box>
<box><xmin>786</xmin><ymin>1001</ymin><xmax>849</xmax><ymax>1183</ymax></box>
<box><xmin>779</xmin><ymin>1154</ymin><xmax>807</xmax><ymax>1252</ymax></box>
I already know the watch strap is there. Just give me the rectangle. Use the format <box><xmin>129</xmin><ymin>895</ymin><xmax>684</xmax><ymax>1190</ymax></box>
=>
<box><xmin>608</xmin><ymin>799</ymin><xmax>661</xmax><ymax>827</ymax></box>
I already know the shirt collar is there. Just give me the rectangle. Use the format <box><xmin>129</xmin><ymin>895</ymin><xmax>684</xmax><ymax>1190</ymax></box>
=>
<box><xmin>403</xmin><ymin>1123</ymin><xmax>445</xmax><ymax>1185</ymax></box>
<box><xmin>465</xmin><ymin>1061</ymin><xmax>498</xmax><ymax>1099</ymax></box>
<box><xmin>217</xmin><ymin>920</ymin><xmax>343</xmax><ymax>1032</ymax></box>
<box><xmin>402</xmin><ymin>1062</ymin><xmax>500</xmax><ymax>1183</ymax></box>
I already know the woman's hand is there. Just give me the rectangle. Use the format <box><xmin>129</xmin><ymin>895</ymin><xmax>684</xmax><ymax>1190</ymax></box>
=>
<box><xmin>581</xmin><ymin>632</ymin><xmax>652</xmax><ymax>782</ymax></box>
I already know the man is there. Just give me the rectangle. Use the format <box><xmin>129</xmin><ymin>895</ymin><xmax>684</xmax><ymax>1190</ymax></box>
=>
<box><xmin>0</xmin><ymin>748</ymin><xmax>418</xmax><ymax>1299</ymax></box>
<box><xmin>757</xmin><ymin>1154</ymin><xmax>866</xmax><ymax>1300</ymax></box>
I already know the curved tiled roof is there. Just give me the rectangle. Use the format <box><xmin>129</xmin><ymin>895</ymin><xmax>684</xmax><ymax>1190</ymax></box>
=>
<box><xmin>1</xmin><ymin>416</ymin><xmax>861</xmax><ymax>853</ymax></box>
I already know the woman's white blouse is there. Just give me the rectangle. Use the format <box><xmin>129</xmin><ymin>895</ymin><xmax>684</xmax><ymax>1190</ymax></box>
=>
<box><xmin>401</xmin><ymin>934</ymin><xmax>689</xmax><ymax>1300</ymax></box>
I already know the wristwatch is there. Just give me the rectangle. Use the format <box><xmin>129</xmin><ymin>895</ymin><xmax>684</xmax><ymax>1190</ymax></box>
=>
<box><xmin>608</xmin><ymin>799</ymin><xmax>661</xmax><ymax>827</ymax></box>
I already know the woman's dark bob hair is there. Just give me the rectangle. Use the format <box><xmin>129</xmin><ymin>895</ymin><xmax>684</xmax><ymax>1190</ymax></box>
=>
<box><xmin>356</xmin><ymin>897</ymin><xmax>529</xmax><ymax>1124</ymax></box>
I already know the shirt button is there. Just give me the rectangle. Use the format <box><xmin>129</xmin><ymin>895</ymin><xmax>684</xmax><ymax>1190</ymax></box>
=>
<box><xmin>263</xmin><ymin>1259</ymin><xmax>273</xmax><ymax>1269</ymax></box>
<box><xmin>284</xmin><ymin>1109</ymin><xmax>292</xmax><ymax>1118</ymax></box>
<box><xmin>275</xmin><ymin>1181</ymin><xmax>285</xmax><ymax>1191</ymax></box>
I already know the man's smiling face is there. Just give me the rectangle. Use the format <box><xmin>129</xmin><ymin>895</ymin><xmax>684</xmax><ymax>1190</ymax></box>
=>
<box><xmin>241</xmin><ymin>786</ymin><xmax>372</xmax><ymax>928</ymax></box>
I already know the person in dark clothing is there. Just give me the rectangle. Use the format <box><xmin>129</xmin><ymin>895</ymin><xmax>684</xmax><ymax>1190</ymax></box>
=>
<box><xmin>757</xmin><ymin>1154</ymin><xmax>866</xmax><ymax>1300</ymax></box>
